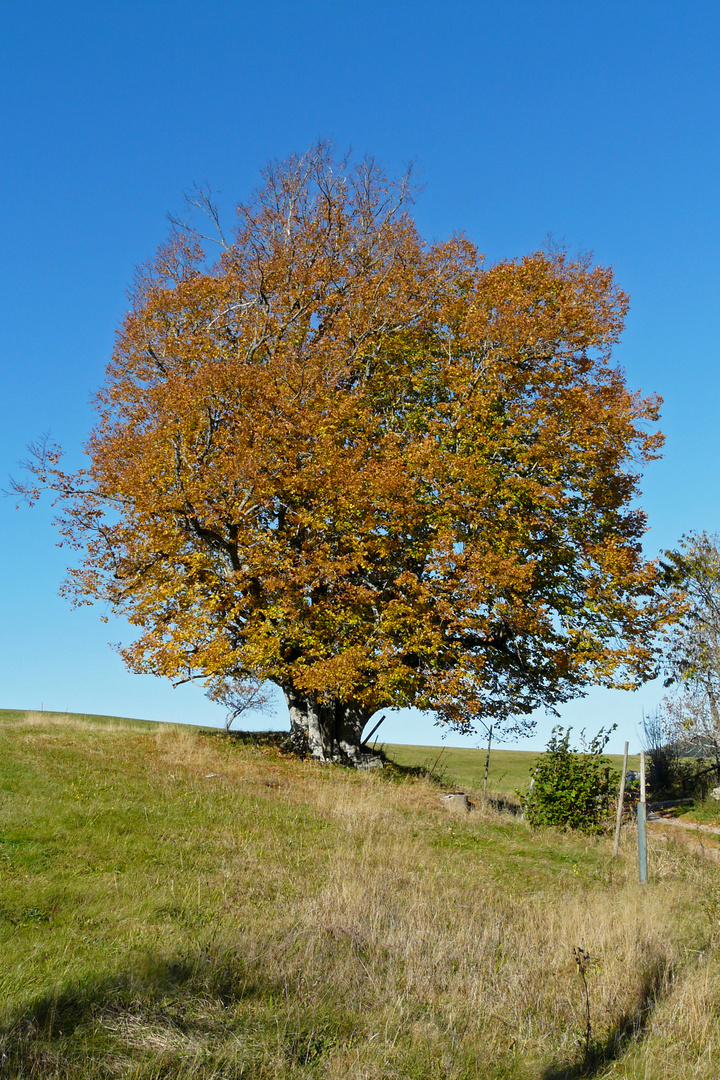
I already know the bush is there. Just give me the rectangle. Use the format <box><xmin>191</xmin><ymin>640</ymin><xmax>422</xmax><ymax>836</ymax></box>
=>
<box><xmin>521</xmin><ymin>726</ymin><xmax>618</xmax><ymax>833</ymax></box>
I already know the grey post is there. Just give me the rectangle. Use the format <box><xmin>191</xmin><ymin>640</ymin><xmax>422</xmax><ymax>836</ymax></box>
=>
<box><xmin>637</xmin><ymin>749</ymin><xmax>648</xmax><ymax>885</ymax></box>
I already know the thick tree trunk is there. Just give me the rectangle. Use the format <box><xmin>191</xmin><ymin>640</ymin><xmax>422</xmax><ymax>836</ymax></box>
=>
<box><xmin>283</xmin><ymin>686</ymin><xmax>380</xmax><ymax>766</ymax></box>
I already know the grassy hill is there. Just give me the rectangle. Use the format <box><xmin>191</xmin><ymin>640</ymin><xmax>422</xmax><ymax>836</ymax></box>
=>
<box><xmin>0</xmin><ymin>710</ymin><xmax>717</xmax><ymax>1078</ymax></box>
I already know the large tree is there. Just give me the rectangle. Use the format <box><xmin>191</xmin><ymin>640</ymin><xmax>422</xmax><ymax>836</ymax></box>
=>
<box><xmin>20</xmin><ymin>146</ymin><xmax>670</xmax><ymax>763</ymax></box>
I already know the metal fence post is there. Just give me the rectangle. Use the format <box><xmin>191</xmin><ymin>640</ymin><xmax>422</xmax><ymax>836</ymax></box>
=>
<box><xmin>638</xmin><ymin>749</ymin><xmax>648</xmax><ymax>885</ymax></box>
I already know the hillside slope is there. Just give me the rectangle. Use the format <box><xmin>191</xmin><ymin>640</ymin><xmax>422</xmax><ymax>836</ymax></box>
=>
<box><xmin>0</xmin><ymin>712</ymin><xmax>716</xmax><ymax>1078</ymax></box>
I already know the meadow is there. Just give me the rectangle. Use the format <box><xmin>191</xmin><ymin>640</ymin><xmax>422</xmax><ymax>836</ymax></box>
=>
<box><xmin>381</xmin><ymin>743</ymin><xmax>642</xmax><ymax>797</ymax></box>
<box><xmin>1</xmin><ymin>710</ymin><xmax>718</xmax><ymax>1078</ymax></box>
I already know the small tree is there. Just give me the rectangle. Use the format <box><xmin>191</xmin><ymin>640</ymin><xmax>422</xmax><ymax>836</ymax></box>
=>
<box><xmin>640</xmin><ymin>707</ymin><xmax>697</xmax><ymax>799</ymax></box>
<box><xmin>659</xmin><ymin>533</ymin><xmax>720</xmax><ymax>767</ymax></box>
<box><xmin>205</xmin><ymin>675</ymin><xmax>273</xmax><ymax>732</ymax></box>
<box><xmin>462</xmin><ymin>715</ymin><xmax>536</xmax><ymax>793</ymax></box>
<box><xmin>522</xmin><ymin>726</ymin><xmax>617</xmax><ymax>833</ymax></box>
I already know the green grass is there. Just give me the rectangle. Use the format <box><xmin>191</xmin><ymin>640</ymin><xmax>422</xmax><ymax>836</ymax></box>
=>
<box><xmin>0</xmin><ymin>710</ymin><xmax>717</xmax><ymax>1078</ymax></box>
<box><xmin>384</xmin><ymin>741</ymin><xmax>642</xmax><ymax>796</ymax></box>
<box><xmin>675</xmin><ymin>796</ymin><xmax>720</xmax><ymax>825</ymax></box>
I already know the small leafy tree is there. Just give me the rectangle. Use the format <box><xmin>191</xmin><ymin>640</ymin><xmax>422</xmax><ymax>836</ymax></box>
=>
<box><xmin>205</xmin><ymin>675</ymin><xmax>273</xmax><ymax>732</ymax></box>
<box><xmin>522</xmin><ymin>726</ymin><xmax>617</xmax><ymax>833</ymax></box>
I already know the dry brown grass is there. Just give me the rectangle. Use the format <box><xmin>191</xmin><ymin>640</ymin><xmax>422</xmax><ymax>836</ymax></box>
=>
<box><xmin>238</xmin><ymin>819</ymin><xmax>679</xmax><ymax>1075</ymax></box>
<box><xmin>15</xmin><ymin>710</ymin><xmax>141</xmax><ymax>734</ymax></box>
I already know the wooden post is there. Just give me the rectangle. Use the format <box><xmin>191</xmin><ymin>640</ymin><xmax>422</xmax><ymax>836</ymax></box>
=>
<box><xmin>638</xmin><ymin>749</ymin><xmax>648</xmax><ymax>885</ymax></box>
<box><xmin>613</xmin><ymin>741</ymin><xmax>629</xmax><ymax>858</ymax></box>
<box><xmin>483</xmin><ymin>724</ymin><xmax>493</xmax><ymax>794</ymax></box>
<box><xmin>361</xmin><ymin>714</ymin><xmax>385</xmax><ymax>748</ymax></box>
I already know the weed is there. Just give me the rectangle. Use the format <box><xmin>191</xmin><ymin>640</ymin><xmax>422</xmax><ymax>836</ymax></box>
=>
<box><xmin>573</xmin><ymin>946</ymin><xmax>592</xmax><ymax>1068</ymax></box>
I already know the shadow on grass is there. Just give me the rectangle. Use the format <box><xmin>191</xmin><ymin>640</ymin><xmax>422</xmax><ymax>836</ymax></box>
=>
<box><xmin>0</xmin><ymin>947</ymin><xmax>282</xmax><ymax>1077</ymax></box>
<box><xmin>201</xmin><ymin>727</ymin><xmax>293</xmax><ymax>753</ymax></box>
<box><xmin>382</xmin><ymin>758</ymin><xmax>442</xmax><ymax>781</ymax></box>
<box><xmin>485</xmin><ymin>792</ymin><xmax>523</xmax><ymax>815</ymax></box>
<box><xmin>209</xmin><ymin>727</ymin><xmax>427</xmax><ymax>781</ymax></box>
<box><xmin>541</xmin><ymin>959</ymin><xmax>672</xmax><ymax>1079</ymax></box>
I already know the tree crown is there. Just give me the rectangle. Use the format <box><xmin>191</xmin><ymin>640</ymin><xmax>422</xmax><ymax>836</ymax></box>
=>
<box><xmin>18</xmin><ymin>145</ymin><xmax>672</xmax><ymax>737</ymax></box>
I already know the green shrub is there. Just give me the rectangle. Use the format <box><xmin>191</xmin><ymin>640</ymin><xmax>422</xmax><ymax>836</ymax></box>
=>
<box><xmin>521</xmin><ymin>726</ymin><xmax>618</xmax><ymax>833</ymax></box>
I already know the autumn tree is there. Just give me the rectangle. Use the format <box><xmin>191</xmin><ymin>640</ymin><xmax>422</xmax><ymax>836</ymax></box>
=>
<box><xmin>19</xmin><ymin>145</ymin><xmax>671</xmax><ymax>764</ymax></box>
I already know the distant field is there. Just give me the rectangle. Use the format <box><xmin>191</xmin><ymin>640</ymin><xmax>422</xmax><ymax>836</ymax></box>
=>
<box><xmin>0</xmin><ymin>707</ymin><xmax>158</xmax><ymax>730</ymax></box>
<box><xmin>383</xmin><ymin>742</ymin><xmax>642</xmax><ymax>795</ymax></box>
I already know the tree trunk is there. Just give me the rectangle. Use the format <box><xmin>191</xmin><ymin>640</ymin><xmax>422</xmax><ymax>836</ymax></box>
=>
<box><xmin>283</xmin><ymin>686</ymin><xmax>379</xmax><ymax>766</ymax></box>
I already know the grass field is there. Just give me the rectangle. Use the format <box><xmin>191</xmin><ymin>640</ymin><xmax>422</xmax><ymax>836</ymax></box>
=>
<box><xmin>383</xmin><ymin>742</ymin><xmax>642</xmax><ymax>797</ymax></box>
<box><xmin>1</xmin><ymin>710</ymin><xmax>718</xmax><ymax>1078</ymax></box>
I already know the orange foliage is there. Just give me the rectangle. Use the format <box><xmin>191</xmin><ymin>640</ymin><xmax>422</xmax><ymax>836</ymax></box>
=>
<box><xmin>21</xmin><ymin>146</ymin><xmax>671</xmax><ymax>761</ymax></box>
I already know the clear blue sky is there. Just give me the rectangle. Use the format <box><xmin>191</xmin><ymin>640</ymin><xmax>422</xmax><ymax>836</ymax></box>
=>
<box><xmin>2</xmin><ymin>0</ymin><xmax>719</xmax><ymax>753</ymax></box>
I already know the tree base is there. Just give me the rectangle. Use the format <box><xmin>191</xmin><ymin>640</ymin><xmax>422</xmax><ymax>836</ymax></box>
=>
<box><xmin>283</xmin><ymin>686</ymin><xmax>383</xmax><ymax>768</ymax></box>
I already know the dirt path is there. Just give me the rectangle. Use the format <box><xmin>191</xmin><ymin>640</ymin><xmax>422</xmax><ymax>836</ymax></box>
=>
<box><xmin>647</xmin><ymin>812</ymin><xmax>720</xmax><ymax>837</ymax></box>
<box><xmin>648</xmin><ymin>813</ymin><xmax>720</xmax><ymax>862</ymax></box>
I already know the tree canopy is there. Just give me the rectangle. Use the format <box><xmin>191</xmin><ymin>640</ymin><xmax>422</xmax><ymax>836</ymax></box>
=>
<box><xmin>21</xmin><ymin>145</ymin><xmax>670</xmax><ymax>762</ymax></box>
